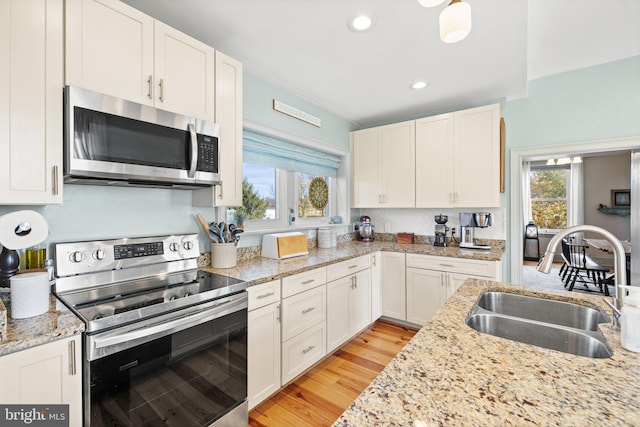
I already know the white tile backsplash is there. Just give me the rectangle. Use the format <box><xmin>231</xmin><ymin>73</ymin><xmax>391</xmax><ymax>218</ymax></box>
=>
<box><xmin>354</xmin><ymin>208</ymin><xmax>506</xmax><ymax>240</ymax></box>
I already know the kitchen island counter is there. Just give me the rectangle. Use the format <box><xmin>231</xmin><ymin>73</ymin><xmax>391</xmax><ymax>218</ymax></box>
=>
<box><xmin>333</xmin><ymin>279</ymin><xmax>640</xmax><ymax>426</ymax></box>
<box><xmin>201</xmin><ymin>241</ymin><xmax>504</xmax><ymax>286</ymax></box>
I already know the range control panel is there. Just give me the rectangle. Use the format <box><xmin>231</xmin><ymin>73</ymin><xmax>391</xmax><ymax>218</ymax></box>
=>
<box><xmin>55</xmin><ymin>234</ymin><xmax>200</xmax><ymax>278</ymax></box>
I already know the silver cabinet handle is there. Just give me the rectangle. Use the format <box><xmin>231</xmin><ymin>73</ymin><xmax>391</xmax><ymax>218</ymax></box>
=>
<box><xmin>348</xmin><ymin>264</ymin><xmax>358</xmax><ymax>269</ymax></box>
<box><xmin>302</xmin><ymin>307</ymin><xmax>315</xmax><ymax>314</ymax></box>
<box><xmin>217</xmin><ymin>181</ymin><xmax>224</xmax><ymax>199</ymax></box>
<box><xmin>256</xmin><ymin>292</ymin><xmax>275</xmax><ymax>299</ymax></box>
<box><xmin>301</xmin><ymin>279</ymin><xmax>315</xmax><ymax>285</ymax></box>
<box><xmin>302</xmin><ymin>345</ymin><xmax>315</xmax><ymax>354</ymax></box>
<box><xmin>147</xmin><ymin>75</ymin><xmax>153</xmax><ymax>99</ymax></box>
<box><xmin>187</xmin><ymin>123</ymin><xmax>197</xmax><ymax>179</ymax></box>
<box><xmin>68</xmin><ymin>339</ymin><xmax>76</xmax><ymax>376</ymax></box>
<box><xmin>439</xmin><ymin>264</ymin><xmax>454</xmax><ymax>268</ymax></box>
<box><xmin>52</xmin><ymin>165</ymin><xmax>59</xmax><ymax>195</ymax></box>
<box><xmin>276</xmin><ymin>304</ymin><xmax>281</xmax><ymax>323</ymax></box>
<box><xmin>158</xmin><ymin>78</ymin><xmax>164</xmax><ymax>102</ymax></box>
<box><xmin>372</xmin><ymin>254</ymin><xmax>376</xmax><ymax>266</ymax></box>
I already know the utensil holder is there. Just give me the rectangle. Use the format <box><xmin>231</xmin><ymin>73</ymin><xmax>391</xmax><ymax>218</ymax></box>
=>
<box><xmin>211</xmin><ymin>243</ymin><xmax>237</xmax><ymax>269</ymax></box>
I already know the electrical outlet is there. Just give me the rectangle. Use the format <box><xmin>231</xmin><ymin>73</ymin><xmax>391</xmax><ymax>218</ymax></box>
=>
<box><xmin>384</xmin><ymin>223</ymin><xmax>391</xmax><ymax>232</ymax></box>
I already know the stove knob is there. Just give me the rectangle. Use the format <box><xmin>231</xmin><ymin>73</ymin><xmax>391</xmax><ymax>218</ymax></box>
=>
<box><xmin>93</xmin><ymin>249</ymin><xmax>107</xmax><ymax>260</ymax></box>
<box><xmin>183</xmin><ymin>241</ymin><xmax>194</xmax><ymax>250</ymax></box>
<box><xmin>169</xmin><ymin>242</ymin><xmax>180</xmax><ymax>252</ymax></box>
<box><xmin>70</xmin><ymin>251</ymin><xmax>85</xmax><ymax>263</ymax></box>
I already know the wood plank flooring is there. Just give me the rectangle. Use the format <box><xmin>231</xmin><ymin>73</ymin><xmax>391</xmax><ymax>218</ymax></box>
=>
<box><xmin>248</xmin><ymin>320</ymin><xmax>418</xmax><ymax>427</ymax></box>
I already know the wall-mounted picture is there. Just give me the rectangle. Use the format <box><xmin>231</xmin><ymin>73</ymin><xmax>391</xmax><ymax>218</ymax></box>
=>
<box><xmin>611</xmin><ymin>189</ymin><xmax>631</xmax><ymax>207</ymax></box>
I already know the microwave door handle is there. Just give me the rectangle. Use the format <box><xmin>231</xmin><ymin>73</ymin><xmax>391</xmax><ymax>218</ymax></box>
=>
<box><xmin>188</xmin><ymin>123</ymin><xmax>198</xmax><ymax>178</ymax></box>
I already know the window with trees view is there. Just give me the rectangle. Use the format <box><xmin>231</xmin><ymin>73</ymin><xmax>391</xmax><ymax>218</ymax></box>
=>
<box><xmin>530</xmin><ymin>167</ymin><xmax>569</xmax><ymax>231</ymax></box>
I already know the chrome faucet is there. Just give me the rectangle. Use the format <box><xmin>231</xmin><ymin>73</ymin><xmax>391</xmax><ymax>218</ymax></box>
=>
<box><xmin>536</xmin><ymin>225</ymin><xmax>627</xmax><ymax>328</ymax></box>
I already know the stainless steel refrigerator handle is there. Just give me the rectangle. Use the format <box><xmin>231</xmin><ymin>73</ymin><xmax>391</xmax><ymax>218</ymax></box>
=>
<box><xmin>93</xmin><ymin>294</ymin><xmax>245</xmax><ymax>350</ymax></box>
<box><xmin>188</xmin><ymin>123</ymin><xmax>198</xmax><ymax>178</ymax></box>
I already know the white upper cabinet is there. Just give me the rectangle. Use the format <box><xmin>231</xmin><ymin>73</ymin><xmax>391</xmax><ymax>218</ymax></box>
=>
<box><xmin>66</xmin><ymin>0</ymin><xmax>215</xmax><ymax>121</ymax></box>
<box><xmin>0</xmin><ymin>0</ymin><xmax>63</xmax><ymax>204</ymax></box>
<box><xmin>352</xmin><ymin>120</ymin><xmax>415</xmax><ymax>208</ymax></box>
<box><xmin>416</xmin><ymin>104</ymin><xmax>500</xmax><ymax>208</ymax></box>
<box><xmin>193</xmin><ymin>51</ymin><xmax>243</xmax><ymax>207</ymax></box>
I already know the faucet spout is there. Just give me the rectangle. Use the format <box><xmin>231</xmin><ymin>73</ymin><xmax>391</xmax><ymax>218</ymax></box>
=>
<box><xmin>536</xmin><ymin>225</ymin><xmax>627</xmax><ymax>327</ymax></box>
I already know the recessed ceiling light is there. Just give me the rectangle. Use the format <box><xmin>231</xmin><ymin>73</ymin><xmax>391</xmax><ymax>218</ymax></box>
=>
<box><xmin>411</xmin><ymin>81</ymin><xmax>428</xmax><ymax>89</ymax></box>
<box><xmin>348</xmin><ymin>13</ymin><xmax>375</xmax><ymax>32</ymax></box>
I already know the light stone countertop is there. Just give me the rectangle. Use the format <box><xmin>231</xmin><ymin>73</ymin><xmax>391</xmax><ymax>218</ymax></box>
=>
<box><xmin>200</xmin><ymin>241</ymin><xmax>505</xmax><ymax>285</ymax></box>
<box><xmin>333</xmin><ymin>279</ymin><xmax>640</xmax><ymax>426</ymax></box>
<box><xmin>0</xmin><ymin>291</ymin><xmax>85</xmax><ymax>356</ymax></box>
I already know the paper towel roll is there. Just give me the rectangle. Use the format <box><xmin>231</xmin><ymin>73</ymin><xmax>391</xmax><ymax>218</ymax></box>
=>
<box><xmin>10</xmin><ymin>272</ymin><xmax>50</xmax><ymax>319</ymax></box>
<box><xmin>0</xmin><ymin>210</ymin><xmax>49</xmax><ymax>250</ymax></box>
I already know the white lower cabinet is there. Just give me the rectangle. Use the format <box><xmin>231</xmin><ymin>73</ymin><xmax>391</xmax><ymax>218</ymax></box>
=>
<box><xmin>247</xmin><ymin>280</ymin><xmax>281</xmax><ymax>409</ymax></box>
<box><xmin>280</xmin><ymin>268</ymin><xmax>327</xmax><ymax>385</ymax></box>
<box><xmin>326</xmin><ymin>256</ymin><xmax>372</xmax><ymax>353</ymax></box>
<box><xmin>404</xmin><ymin>254</ymin><xmax>501</xmax><ymax>325</ymax></box>
<box><xmin>0</xmin><ymin>335</ymin><xmax>82</xmax><ymax>426</ymax></box>
<box><xmin>381</xmin><ymin>252</ymin><xmax>406</xmax><ymax>320</ymax></box>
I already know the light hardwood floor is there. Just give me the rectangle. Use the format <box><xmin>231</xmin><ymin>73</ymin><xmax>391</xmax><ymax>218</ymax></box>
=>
<box><xmin>248</xmin><ymin>320</ymin><xmax>418</xmax><ymax>427</ymax></box>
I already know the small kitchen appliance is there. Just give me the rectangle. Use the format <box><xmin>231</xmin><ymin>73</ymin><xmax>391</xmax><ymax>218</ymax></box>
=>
<box><xmin>434</xmin><ymin>214</ymin><xmax>449</xmax><ymax>247</ymax></box>
<box><xmin>358</xmin><ymin>215</ymin><xmax>374</xmax><ymax>242</ymax></box>
<box><xmin>459</xmin><ymin>212</ymin><xmax>492</xmax><ymax>250</ymax></box>
<box><xmin>54</xmin><ymin>234</ymin><xmax>248</xmax><ymax>426</ymax></box>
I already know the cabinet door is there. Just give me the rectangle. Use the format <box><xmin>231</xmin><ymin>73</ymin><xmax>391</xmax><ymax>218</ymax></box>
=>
<box><xmin>248</xmin><ymin>302</ymin><xmax>281</xmax><ymax>409</ymax></box>
<box><xmin>154</xmin><ymin>21</ymin><xmax>215</xmax><ymax>121</ymax></box>
<box><xmin>379</xmin><ymin>121</ymin><xmax>415</xmax><ymax>207</ymax></box>
<box><xmin>0</xmin><ymin>0</ymin><xmax>63</xmax><ymax>204</ymax></box>
<box><xmin>370</xmin><ymin>252</ymin><xmax>382</xmax><ymax>321</ymax></box>
<box><xmin>415</xmin><ymin>113</ymin><xmax>454</xmax><ymax>207</ymax></box>
<box><xmin>453</xmin><ymin>104</ymin><xmax>500</xmax><ymax>207</ymax></box>
<box><xmin>447</xmin><ymin>272</ymin><xmax>488</xmax><ymax>300</ymax></box>
<box><xmin>350</xmin><ymin>268</ymin><xmax>371</xmax><ymax>334</ymax></box>
<box><xmin>65</xmin><ymin>0</ymin><xmax>154</xmax><ymax>105</ymax></box>
<box><xmin>281</xmin><ymin>286</ymin><xmax>326</xmax><ymax>341</ymax></box>
<box><xmin>406</xmin><ymin>267</ymin><xmax>446</xmax><ymax>325</ymax></box>
<box><xmin>0</xmin><ymin>335</ymin><xmax>82</xmax><ymax>426</ymax></box>
<box><xmin>326</xmin><ymin>276</ymin><xmax>351</xmax><ymax>352</ymax></box>
<box><xmin>381</xmin><ymin>252</ymin><xmax>406</xmax><ymax>320</ymax></box>
<box><xmin>351</xmin><ymin>128</ymin><xmax>381</xmax><ymax>207</ymax></box>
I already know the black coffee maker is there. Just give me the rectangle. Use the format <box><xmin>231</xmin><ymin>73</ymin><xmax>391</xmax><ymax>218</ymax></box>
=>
<box><xmin>434</xmin><ymin>214</ymin><xmax>448</xmax><ymax>246</ymax></box>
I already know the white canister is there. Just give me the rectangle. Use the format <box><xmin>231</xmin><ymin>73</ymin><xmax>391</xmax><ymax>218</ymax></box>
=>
<box><xmin>620</xmin><ymin>286</ymin><xmax>640</xmax><ymax>353</ymax></box>
<box><xmin>211</xmin><ymin>243</ymin><xmax>237</xmax><ymax>269</ymax></box>
<box><xmin>318</xmin><ymin>227</ymin><xmax>336</xmax><ymax>248</ymax></box>
<box><xmin>10</xmin><ymin>272</ymin><xmax>50</xmax><ymax>319</ymax></box>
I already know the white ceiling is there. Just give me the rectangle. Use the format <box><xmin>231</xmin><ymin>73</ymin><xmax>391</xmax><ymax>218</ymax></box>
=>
<box><xmin>123</xmin><ymin>0</ymin><xmax>640</xmax><ymax>127</ymax></box>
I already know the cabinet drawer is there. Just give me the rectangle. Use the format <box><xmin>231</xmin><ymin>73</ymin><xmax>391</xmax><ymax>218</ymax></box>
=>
<box><xmin>281</xmin><ymin>286</ymin><xmax>326</xmax><ymax>341</ymax></box>
<box><xmin>248</xmin><ymin>280</ymin><xmax>281</xmax><ymax>311</ymax></box>
<box><xmin>282</xmin><ymin>267</ymin><xmax>326</xmax><ymax>298</ymax></box>
<box><xmin>406</xmin><ymin>254</ymin><xmax>497</xmax><ymax>278</ymax></box>
<box><xmin>326</xmin><ymin>255</ymin><xmax>371</xmax><ymax>282</ymax></box>
<box><xmin>281</xmin><ymin>321</ymin><xmax>326</xmax><ymax>384</ymax></box>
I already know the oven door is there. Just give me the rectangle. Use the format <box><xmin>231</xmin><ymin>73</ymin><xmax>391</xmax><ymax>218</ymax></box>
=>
<box><xmin>85</xmin><ymin>292</ymin><xmax>247</xmax><ymax>427</ymax></box>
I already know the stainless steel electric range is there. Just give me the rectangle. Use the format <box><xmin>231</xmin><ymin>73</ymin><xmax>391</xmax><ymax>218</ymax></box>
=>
<box><xmin>54</xmin><ymin>234</ymin><xmax>248</xmax><ymax>427</ymax></box>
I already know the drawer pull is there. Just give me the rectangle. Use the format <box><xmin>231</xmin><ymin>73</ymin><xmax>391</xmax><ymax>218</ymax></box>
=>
<box><xmin>302</xmin><ymin>345</ymin><xmax>315</xmax><ymax>354</ymax></box>
<box><xmin>439</xmin><ymin>264</ymin><xmax>454</xmax><ymax>268</ymax></box>
<box><xmin>301</xmin><ymin>279</ymin><xmax>315</xmax><ymax>285</ymax></box>
<box><xmin>348</xmin><ymin>264</ymin><xmax>358</xmax><ymax>269</ymax></box>
<box><xmin>256</xmin><ymin>292</ymin><xmax>275</xmax><ymax>299</ymax></box>
<box><xmin>302</xmin><ymin>307</ymin><xmax>315</xmax><ymax>314</ymax></box>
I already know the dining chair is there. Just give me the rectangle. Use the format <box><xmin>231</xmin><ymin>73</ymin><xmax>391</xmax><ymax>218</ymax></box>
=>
<box><xmin>559</xmin><ymin>236</ymin><xmax>610</xmax><ymax>293</ymax></box>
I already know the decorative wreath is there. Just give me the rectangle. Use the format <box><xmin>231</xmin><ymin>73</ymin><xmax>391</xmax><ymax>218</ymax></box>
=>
<box><xmin>308</xmin><ymin>177</ymin><xmax>329</xmax><ymax>210</ymax></box>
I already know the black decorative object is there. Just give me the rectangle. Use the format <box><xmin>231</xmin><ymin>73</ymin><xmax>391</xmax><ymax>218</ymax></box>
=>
<box><xmin>0</xmin><ymin>246</ymin><xmax>20</xmax><ymax>287</ymax></box>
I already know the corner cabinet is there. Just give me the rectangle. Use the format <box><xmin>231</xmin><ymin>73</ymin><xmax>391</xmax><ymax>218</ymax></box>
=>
<box><xmin>381</xmin><ymin>252</ymin><xmax>406</xmax><ymax>320</ymax></box>
<box><xmin>0</xmin><ymin>335</ymin><xmax>82</xmax><ymax>426</ymax></box>
<box><xmin>65</xmin><ymin>0</ymin><xmax>215</xmax><ymax>121</ymax></box>
<box><xmin>193</xmin><ymin>52</ymin><xmax>243</xmax><ymax>207</ymax></box>
<box><xmin>352</xmin><ymin>121</ymin><xmax>415</xmax><ymax>208</ymax></box>
<box><xmin>0</xmin><ymin>0</ymin><xmax>63</xmax><ymax>204</ymax></box>
<box><xmin>416</xmin><ymin>104</ymin><xmax>500</xmax><ymax>208</ymax></box>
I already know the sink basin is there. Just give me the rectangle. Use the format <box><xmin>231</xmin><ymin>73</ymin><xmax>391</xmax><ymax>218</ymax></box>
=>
<box><xmin>476</xmin><ymin>291</ymin><xmax>609</xmax><ymax>331</ymax></box>
<box><xmin>466</xmin><ymin>291</ymin><xmax>612</xmax><ymax>358</ymax></box>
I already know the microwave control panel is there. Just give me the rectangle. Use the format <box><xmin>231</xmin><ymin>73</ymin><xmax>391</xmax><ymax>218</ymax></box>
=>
<box><xmin>196</xmin><ymin>135</ymin><xmax>218</xmax><ymax>173</ymax></box>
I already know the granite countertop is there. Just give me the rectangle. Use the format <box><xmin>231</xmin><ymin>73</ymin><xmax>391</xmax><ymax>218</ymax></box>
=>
<box><xmin>201</xmin><ymin>241</ymin><xmax>505</xmax><ymax>286</ymax></box>
<box><xmin>0</xmin><ymin>291</ymin><xmax>85</xmax><ymax>356</ymax></box>
<box><xmin>334</xmin><ymin>279</ymin><xmax>640</xmax><ymax>426</ymax></box>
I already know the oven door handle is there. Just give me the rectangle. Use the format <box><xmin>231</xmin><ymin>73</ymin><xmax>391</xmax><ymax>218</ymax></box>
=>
<box><xmin>92</xmin><ymin>293</ymin><xmax>245</xmax><ymax>350</ymax></box>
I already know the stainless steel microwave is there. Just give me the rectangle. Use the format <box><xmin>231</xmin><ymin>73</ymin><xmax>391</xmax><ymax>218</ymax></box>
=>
<box><xmin>63</xmin><ymin>86</ymin><xmax>220</xmax><ymax>189</ymax></box>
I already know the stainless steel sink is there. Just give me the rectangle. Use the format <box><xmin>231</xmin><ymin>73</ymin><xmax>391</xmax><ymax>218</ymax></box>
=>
<box><xmin>466</xmin><ymin>291</ymin><xmax>613</xmax><ymax>358</ymax></box>
<box><xmin>476</xmin><ymin>291</ymin><xmax>609</xmax><ymax>331</ymax></box>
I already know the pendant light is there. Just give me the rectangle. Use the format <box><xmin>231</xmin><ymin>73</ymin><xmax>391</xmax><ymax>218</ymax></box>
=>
<box><xmin>417</xmin><ymin>0</ymin><xmax>446</xmax><ymax>6</ymax></box>
<box><xmin>439</xmin><ymin>0</ymin><xmax>472</xmax><ymax>43</ymax></box>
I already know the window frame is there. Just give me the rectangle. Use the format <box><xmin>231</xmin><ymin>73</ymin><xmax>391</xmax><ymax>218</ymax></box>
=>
<box><xmin>529</xmin><ymin>164</ymin><xmax>570</xmax><ymax>233</ymax></box>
